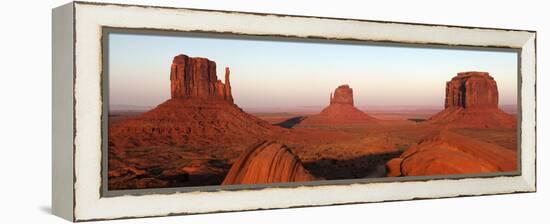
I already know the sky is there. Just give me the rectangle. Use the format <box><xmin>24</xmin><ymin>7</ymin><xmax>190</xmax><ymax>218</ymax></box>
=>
<box><xmin>108</xmin><ymin>32</ymin><xmax>518</xmax><ymax>111</ymax></box>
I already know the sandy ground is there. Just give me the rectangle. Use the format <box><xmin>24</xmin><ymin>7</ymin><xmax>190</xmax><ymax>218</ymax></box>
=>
<box><xmin>108</xmin><ymin>108</ymin><xmax>516</xmax><ymax>190</ymax></box>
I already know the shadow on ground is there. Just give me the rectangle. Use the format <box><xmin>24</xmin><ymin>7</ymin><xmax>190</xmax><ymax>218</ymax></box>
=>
<box><xmin>38</xmin><ymin>205</ymin><xmax>52</xmax><ymax>214</ymax></box>
<box><xmin>303</xmin><ymin>150</ymin><xmax>404</xmax><ymax>180</ymax></box>
<box><xmin>275</xmin><ymin>116</ymin><xmax>307</xmax><ymax>128</ymax></box>
<box><xmin>408</xmin><ymin>118</ymin><xmax>426</xmax><ymax>123</ymax></box>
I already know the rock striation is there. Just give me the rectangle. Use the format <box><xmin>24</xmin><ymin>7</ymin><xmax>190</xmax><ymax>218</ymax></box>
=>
<box><xmin>170</xmin><ymin>54</ymin><xmax>233</xmax><ymax>102</ymax></box>
<box><xmin>429</xmin><ymin>72</ymin><xmax>515</xmax><ymax>128</ymax></box>
<box><xmin>109</xmin><ymin>99</ymin><xmax>275</xmax><ymax>151</ymax></box>
<box><xmin>444</xmin><ymin>71</ymin><xmax>498</xmax><ymax>109</ymax></box>
<box><xmin>386</xmin><ymin>131</ymin><xmax>517</xmax><ymax>177</ymax></box>
<box><xmin>301</xmin><ymin>85</ymin><xmax>376</xmax><ymax>125</ymax></box>
<box><xmin>222</xmin><ymin>141</ymin><xmax>317</xmax><ymax>185</ymax></box>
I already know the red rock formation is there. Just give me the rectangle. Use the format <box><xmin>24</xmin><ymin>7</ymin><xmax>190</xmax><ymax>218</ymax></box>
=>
<box><xmin>109</xmin><ymin>99</ymin><xmax>276</xmax><ymax>152</ymax></box>
<box><xmin>386</xmin><ymin>131</ymin><xmax>517</xmax><ymax>177</ymax></box>
<box><xmin>170</xmin><ymin>54</ymin><xmax>233</xmax><ymax>102</ymax></box>
<box><xmin>301</xmin><ymin>85</ymin><xmax>376</xmax><ymax>125</ymax></box>
<box><xmin>110</xmin><ymin>54</ymin><xmax>276</xmax><ymax>151</ymax></box>
<box><xmin>330</xmin><ymin>84</ymin><xmax>354</xmax><ymax>105</ymax></box>
<box><xmin>224</xmin><ymin>67</ymin><xmax>233</xmax><ymax>102</ymax></box>
<box><xmin>429</xmin><ymin>72</ymin><xmax>516</xmax><ymax>128</ymax></box>
<box><xmin>222</xmin><ymin>141</ymin><xmax>317</xmax><ymax>185</ymax></box>
<box><xmin>444</xmin><ymin>71</ymin><xmax>498</xmax><ymax>109</ymax></box>
<box><xmin>109</xmin><ymin>53</ymin><xmax>280</xmax><ymax>190</ymax></box>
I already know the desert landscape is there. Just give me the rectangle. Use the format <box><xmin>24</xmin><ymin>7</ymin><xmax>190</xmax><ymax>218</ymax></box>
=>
<box><xmin>107</xmin><ymin>53</ymin><xmax>518</xmax><ymax>190</ymax></box>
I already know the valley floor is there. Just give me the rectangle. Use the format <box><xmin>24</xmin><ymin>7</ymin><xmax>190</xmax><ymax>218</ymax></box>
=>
<box><xmin>107</xmin><ymin>110</ymin><xmax>517</xmax><ymax>190</ymax></box>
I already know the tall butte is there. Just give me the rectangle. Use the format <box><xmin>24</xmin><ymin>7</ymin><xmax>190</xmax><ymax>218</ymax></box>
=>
<box><xmin>428</xmin><ymin>71</ymin><xmax>516</xmax><ymax>128</ymax></box>
<box><xmin>301</xmin><ymin>84</ymin><xmax>376</xmax><ymax>125</ymax></box>
<box><xmin>170</xmin><ymin>54</ymin><xmax>233</xmax><ymax>102</ymax></box>
<box><xmin>109</xmin><ymin>54</ymin><xmax>275</xmax><ymax>153</ymax></box>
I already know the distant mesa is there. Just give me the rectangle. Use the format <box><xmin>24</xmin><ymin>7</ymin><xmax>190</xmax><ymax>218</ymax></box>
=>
<box><xmin>330</xmin><ymin>84</ymin><xmax>355</xmax><ymax>105</ymax></box>
<box><xmin>222</xmin><ymin>141</ymin><xmax>317</xmax><ymax>185</ymax></box>
<box><xmin>428</xmin><ymin>71</ymin><xmax>516</xmax><ymax>128</ymax></box>
<box><xmin>301</xmin><ymin>84</ymin><xmax>377</xmax><ymax>125</ymax></box>
<box><xmin>386</xmin><ymin>131</ymin><xmax>517</xmax><ymax>177</ymax></box>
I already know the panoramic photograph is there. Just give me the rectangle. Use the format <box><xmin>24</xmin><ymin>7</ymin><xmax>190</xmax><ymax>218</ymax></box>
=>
<box><xmin>106</xmin><ymin>32</ymin><xmax>519</xmax><ymax>190</ymax></box>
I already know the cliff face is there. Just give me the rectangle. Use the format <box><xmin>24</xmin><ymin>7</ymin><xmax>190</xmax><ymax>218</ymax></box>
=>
<box><xmin>429</xmin><ymin>71</ymin><xmax>515</xmax><ymax>128</ymax></box>
<box><xmin>444</xmin><ymin>72</ymin><xmax>498</xmax><ymax>109</ymax></box>
<box><xmin>330</xmin><ymin>85</ymin><xmax>354</xmax><ymax>106</ymax></box>
<box><xmin>302</xmin><ymin>84</ymin><xmax>376</xmax><ymax>125</ymax></box>
<box><xmin>222</xmin><ymin>141</ymin><xmax>317</xmax><ymax>185</ymax></box>
<box><xmin>170</xmin><ymin>54</ymin><xmax>233</xmax><ymax>102</ymax></box>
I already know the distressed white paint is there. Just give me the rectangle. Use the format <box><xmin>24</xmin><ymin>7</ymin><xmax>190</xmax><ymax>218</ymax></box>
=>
<box><xmin>72</xmin><ymin>2</ymin><xmax>536</xmax><ymax>221</ymax></box>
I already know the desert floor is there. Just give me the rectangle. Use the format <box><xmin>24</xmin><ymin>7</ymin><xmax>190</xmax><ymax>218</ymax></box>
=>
<box><xmin>108</xmin><ymin>110</ymin><xmax>517</xmax><ymax>189</ymax></box>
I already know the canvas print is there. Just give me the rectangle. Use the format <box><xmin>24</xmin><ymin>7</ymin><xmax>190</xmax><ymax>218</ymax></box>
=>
<box><xmin>106</xmin><ymin>32</ymin><xmax>519</xmax><ymax>190</ymax></box>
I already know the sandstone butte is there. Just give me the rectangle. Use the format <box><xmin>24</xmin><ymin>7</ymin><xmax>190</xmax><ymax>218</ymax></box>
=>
<box><xmin>428</xmin><ymin>71</ymin><xmax>516</xmax><ymax>128</ymax></box>
<box><xmin>386</xmin><ymin>131</ymin><xmax>517</xmax><ymax>177</ymax></box>
<box><xmin>170</xmin><ymin>54</ymin><xmax>233</xmax><ymax>102</ymax></box>
<box><xmin>222</xmin><ymin>141</ymin><xmax>317</xmax><ymax>185</ymax></box>
<box><xmin>301</xmin><ymin>84</ymin><xmax>377</xmax><ymax>125</ymax></box>
<box><xmin>386</xmin><ymin>71</ymin><xmax>518</xmax><ymax>177</ymax></box>
<box><xmin>109</xmin><ymin>54</ymin><xmax>277</xmax><ymax>152</ymax></box>
<box><xmin>108</xmin><ymin>54</ymin><xmax>280</xmax><ymax>189</ymax></box>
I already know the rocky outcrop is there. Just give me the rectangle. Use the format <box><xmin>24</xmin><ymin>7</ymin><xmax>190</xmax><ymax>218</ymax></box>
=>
<box><xmin>429</xmin><ymin>72</ymin><xmax>516</xmax><ymax>128</ymax></box>
<box><xmin>330</xmin><ymin>84</ymin><xmax>354</xmax><ymax>105</ymax></box>
<box><xmin>301</xmin><ymin>85</ymin><xmax>376</xmax><ymax>125</ymax></box>
<box><xmin>109</xmin><ymin>53</ymin><xmax>280</xmax><ymax>190</ymax></box>
<box><xmin>170</xmin><ymin>54</ymin><xmax>233</xmax><ymax>102</ymax></box>
<box><xmin>386</xmin><ymin>131</ymin><xmax>517</xmax><ymax>177</ymax></box>
<box><xmin>222</xmin><ymin>141</ymin><xmax>317</xmax><ymax>185</ymax></box>
<box><xmin>110</xmin><ymin>53</ymin><xmax>275</xmax><ymax>152</ymax></box>
<box><xmin>444</xmin><ymin>71</ymin><xmax>498</xmax><ymax>109</ymax></box>
<box><xmin>109</xmin><ymin>99</ymin><xmax>276</xmax><ymax>152</ymax></box>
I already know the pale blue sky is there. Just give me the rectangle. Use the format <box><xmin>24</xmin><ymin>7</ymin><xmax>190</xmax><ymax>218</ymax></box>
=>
<box><xmin>108</xmin><ymin>33</ymin><xmax>518</xmax><ymax>111</ymax></box>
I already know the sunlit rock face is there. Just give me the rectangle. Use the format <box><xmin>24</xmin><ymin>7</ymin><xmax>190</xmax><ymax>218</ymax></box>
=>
<box><xmin>330</xmin><ymin>84</ymin><xmax>354</xmax><ymax>106</ymax></box>
<box><xmin>170</xmin><ymin>54</ymin><xmax>233</xmax><ymax>102</ymax></box>
<box><xmin>429</xmin><ymin>71</ymin><xmax>515</xmax><ymax>129</ymax></box>
<box><xmin>386</xmin><ymin>131</ymin><xmax>517</xmax><ymax>177</ymax></box>
<box><xmin>444</xmin><ymin>71</ymin><xmax>498</xmax><ymax>109</ymax></box>
<box><xmin>222</xmin><ymin>141</ymin><xmax>317</xmax><ymax>185</ymax></box>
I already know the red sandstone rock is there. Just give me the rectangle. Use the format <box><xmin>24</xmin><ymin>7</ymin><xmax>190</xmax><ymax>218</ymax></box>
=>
<box><xmin>445</xmin><ymin>72</ymin><xmax>499</xmax><ymax>109</ymax></box>
<box><xmin>331</xmin><ymin>85</ymin><xmax>354</xmax><ymax>106</ymax></box>
<box><xmin>170</xmin><ymin>54</ymin><xmax>233</xmax><ymax>102</ymax></box>
<box><xmin>224</xmin><ymin>67</ymin><xmax>233</xmax><ymax>102</ymax></box>
<box><xmin>222</xmin><ymin>141</ymin><xmax>317</xmax><ymax>185</ymax></box>
<box><xmin>109</xmin><ymin>98</ymin><xmax>275</xmax><ymax>152</ymax></box>
<box><xmin>385</xmin><ymin>158</ymin><xmax>403</xmax><ymax>177</ymax></box>
<box><xmin>110</xmin><ymin>53</ymin><xmax>277</xmax><ymax>151</ymax></box>
<box><xmin>109</xmin><ymin>53</ymin><xmax>281</xmax><ymax>190</ymax></box>
<box><xmin>428</xmin><ymin>107</ymin><xmax>516</xmax><ymax>128</ymax></box>
<box><xmin>386</xmin><ymin>131</ymin><xmax>517</xmax><ymax>177</ymax></box>
<box><xmin>301</xmin><ymin>84</ymin><xmax>376</xmax><ymax>125</ymax></box>
<box><xmin>429</xmin><ymin>71</ymin><xmax>516</xmax><ymax>128</ymax></box>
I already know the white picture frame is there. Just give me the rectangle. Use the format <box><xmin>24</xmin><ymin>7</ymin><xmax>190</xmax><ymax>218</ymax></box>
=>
<box><xmin>52</xmin><ymin>1</ymin><xmax>536</xmax><ymax>221</ymax></box>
